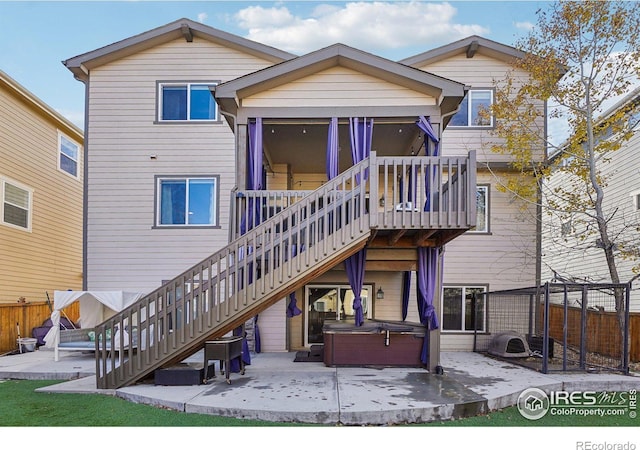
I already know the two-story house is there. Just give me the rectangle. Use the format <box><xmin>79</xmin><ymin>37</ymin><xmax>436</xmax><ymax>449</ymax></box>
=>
<box><xmin>63</xmin><ymin>19</ymin><xmax>542</xmax><ymax>389</ymax></box>
<box><xmin>0</xmin><ymin>70</ymin><xmax>84</xmax><ymax>304</ymax></box>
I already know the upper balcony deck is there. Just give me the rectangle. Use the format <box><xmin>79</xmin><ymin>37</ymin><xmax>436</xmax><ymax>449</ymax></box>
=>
<box><xmin>231</xmin><ymin>151</ymin><xmax>476</xmax><ymax>249</ymax></box>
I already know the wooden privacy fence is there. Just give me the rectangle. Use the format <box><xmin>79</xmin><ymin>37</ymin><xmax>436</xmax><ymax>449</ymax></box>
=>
<box><xmin>0</xmin><ymin>302</ymin><xmax>79</xmax><ymax>353</ymax></box>
<box><xmin>547</xmin><ymin>303</ymin><xmax>640</xmax><ymax>363</ymax></box>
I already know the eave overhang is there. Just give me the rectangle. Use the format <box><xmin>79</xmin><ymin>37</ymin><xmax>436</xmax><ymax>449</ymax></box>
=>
<box><xmin>214</xmin><ymin>43</ymin><xmax>467</xmax><ymax>118</ymax></box>
<box><xmin>62</xmin><ymin>18</ymin><xmax>295</xmax><ymax>82</ymax></box>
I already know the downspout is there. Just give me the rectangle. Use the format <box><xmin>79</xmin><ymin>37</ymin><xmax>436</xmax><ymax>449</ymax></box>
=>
<box><xmin>80</xmin><ymin>77</ymin><xmax>89</xmax><ymax>291</ymax></box>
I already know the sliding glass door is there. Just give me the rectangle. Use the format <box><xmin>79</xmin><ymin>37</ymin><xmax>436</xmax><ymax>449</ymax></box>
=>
<box><xmin>305</xmin><ymin>284</ymin><xmax>372</xmax><ymax>346</ymax></box>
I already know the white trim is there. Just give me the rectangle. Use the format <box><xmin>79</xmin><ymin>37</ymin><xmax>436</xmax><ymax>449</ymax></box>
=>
<box><xmin>155</xmin><ymin>175</ymin><xmax>218</xmax><ymax>227</ymax></box>
<box><xmin>0</xmin><ymin>176</ymin><xmax>33</xmax><ymax>232</ymax></box>
<box><xmin>441</xmin><ymin>285</ymin><xmax>487</xmax><ymax>333</ymax></box>
<box><xmin>57</xmin><ymin>130</ymin><xmax>81</xmax><ymax>179</ymax></box>
<box><xmin>448</xmin><ymin>89</ymin><xmax>494</xmax><ymax>128</ymax></box>
<box><xmin>157</xmin><ymin>82</ymin><xmax>219</xmax><ymax>122</ymax></box>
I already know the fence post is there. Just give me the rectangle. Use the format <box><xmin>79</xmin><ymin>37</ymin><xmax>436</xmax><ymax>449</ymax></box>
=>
<box><xmin>579</xmin><ymin>285</ymin><xmax>588</xmax><ymax>370</ymax></box>
<box><xmin>624</xmin><ymin>283</ymin><xmax>631</xmax><ymax>374</ymax></box>
<box><xmin>542</xmin><ymin>282</ymin><xmax>550</xmax><ymax>374</ymax></box>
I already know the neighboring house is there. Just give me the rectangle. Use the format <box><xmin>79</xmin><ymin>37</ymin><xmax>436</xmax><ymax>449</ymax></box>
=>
<box><xmin>542</xmin><ymin>87</ymin><xmax>640</xmax><ymax>311</ymax></box>
<box><xmin>0</xmin><ymin>70</ymin><xmax>84</xmax><ymax>304</ymax></box>
<box><xmin>63</xmin><ymin>19</ymin><xmax>544</xmax><ymax>388</ymax></box>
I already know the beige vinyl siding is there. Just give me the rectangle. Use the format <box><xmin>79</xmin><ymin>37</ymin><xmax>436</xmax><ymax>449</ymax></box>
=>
<box><xmin>542</xmin><ymin>129</ymin><xmax>640</xmax><ymax>311</ymax></box>
<box><xmin>243</xmin><ymin>66</ymin><xmax>437</xmax><ymax>108</ymax></box>
<box><xmin>440</xmin><ymin>171</ymin><xmax>538</xmax><ymax>351</ymax></box>
<box><xmin>85</xmin><ymin>37</ymin><xmax>274</xmax><ymax>292</ymax></box>
<box><xmin>256</xmin><ymin>298</ymin><xmax>287</xmax><ymax>352</ymax></box>
<box><xmin>411</xmin><ymin>52</ymin><xmax>541</xmax><ymax>351</ymax></box>
<box><xmin>418</xmin><ymin>53</ymin><xmax>545</xmax><ymax>165</ymax></box>
<box><xmin>0</xmin><ymin>81</ymin><xmax>83</xmax><ymax>303</ymax></box>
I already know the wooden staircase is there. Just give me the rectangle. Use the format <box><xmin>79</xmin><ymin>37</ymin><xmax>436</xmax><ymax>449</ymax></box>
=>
<box><xmin>93</xmin><ymin>151</ymin><xmax>477</xmax><ymax>389</ymax></box>
<box><xmin>93</xmin><ymin>159</ymin><xmax>373</xmax><ymax>389</ymax></box>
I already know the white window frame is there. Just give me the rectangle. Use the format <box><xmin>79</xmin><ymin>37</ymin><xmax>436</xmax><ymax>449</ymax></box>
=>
<box><xmin>468</xmin><ymin>185</ymin><xmax>489</xmax><ymax>233</ymax></box>
<box><xmin>57</xmin><ymin>131</ymin><xmax>80</xmax><ymax>178</ymax></box>
<box><xmin>449</xmin><ymin>89</ymin><xmax>494</xmax><ymax>128</ymax></box>
<box><xmin>441</xmin><ymin>285</ymin><xmax>487</xmax><ymax>333</ymax></box>
<box><xmin>157</xmin><ymin>82</ymin><xmax>218</xmax><ymax>122</ymax></box>
<box><xmin>155</xmin><ymin>176</ymin><xmax>218</xmax><ymax>228</ymax></box>
<box><xmin>630</xmin><ymin>189</ymin><xmax>640</xmax><ymax>212</ymax></box>
<box><xmin>1</xmin><ymin>177</ymin><xmax>33</xmax><ymax>232</ymax></box>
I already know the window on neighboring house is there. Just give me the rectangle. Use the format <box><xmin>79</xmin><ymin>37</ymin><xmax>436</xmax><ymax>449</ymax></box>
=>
<box><xmin>449</xmin><ymin>89</ymin><xmax>494</xmax><ymax>127</ymax></box>
<box><xmin>156</xmin><ymin>176</ymin><xmax>218</xmax><ymax>227</ymax></box>
<box><xmin>58</xmin><ymin>132</ymin><xmax>80</xmax><ymax>177</ymax></box>
<box><xmin>631</xmin><ymin>191</ymin><xmax>640</xmax><ymax>211</ymax></box>
<box><xmin>1</xmin><ymin>178</ymin><xmax>32</xmax><ymax>231</ymax></box>
<box><xmin>469</xmin><ymin>185</ymin><xmax>489</xmax><ymax>233</ymax></box>
<box><xmin>442</xmin><ymin>286</ymin><xmax>487</xmax><ymax>332</ymax></box>
<box><xmin>158</xmin><ymin>83</ymin><xmax>218</xmax><ymax>122</ymax></box>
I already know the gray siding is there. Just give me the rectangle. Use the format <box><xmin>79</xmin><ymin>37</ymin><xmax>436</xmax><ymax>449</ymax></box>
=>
<box><xmin>542</xmin><ymin>128</ymin><xmax>640</xmax><ymax>311</ymax></box>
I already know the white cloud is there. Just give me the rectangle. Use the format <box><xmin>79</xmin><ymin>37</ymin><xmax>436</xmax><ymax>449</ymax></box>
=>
<box><xmin>198</xmin><ymin>12</ymin><xmax>209</xmax><ymax>24</ymax></box>
<box><xmin>514</xmin><ymin>21</ymin><xmax>534</xmax><ymax>31</ymax></box>
<box><xmin>233</xmin><ymin>1</ymin><xmax>489</xmax><ymax>55</ymax></box>
<box><xmin>57</xmin><ymin>109</ymin><xmax>85</xmax><ymax>130</ymax></box>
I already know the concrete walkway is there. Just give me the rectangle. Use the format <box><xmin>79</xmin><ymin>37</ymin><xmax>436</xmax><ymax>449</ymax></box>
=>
<box><xmin>1</xmin><ymin>348</ymin><xmax>639</xmax><ymax>425</ymax></box>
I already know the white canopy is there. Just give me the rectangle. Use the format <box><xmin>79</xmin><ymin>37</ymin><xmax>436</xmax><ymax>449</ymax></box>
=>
<box><xmin>43</xmin><ymin>290</ymin><xmax>145</xmax><ymax>351</ymax></box>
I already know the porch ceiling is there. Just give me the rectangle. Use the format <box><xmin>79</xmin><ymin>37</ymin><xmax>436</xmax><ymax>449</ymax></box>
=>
<box><xmin>262</xmin><ymin>118</ymin><xmax>423</xmax><ymax>174</ymax></box>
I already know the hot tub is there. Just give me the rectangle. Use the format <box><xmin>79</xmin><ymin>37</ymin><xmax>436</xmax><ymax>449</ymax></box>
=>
<box><xmin>322</xmin><ymin>320</ymin><xmax>426</xmax><ymax>367</ymax></box>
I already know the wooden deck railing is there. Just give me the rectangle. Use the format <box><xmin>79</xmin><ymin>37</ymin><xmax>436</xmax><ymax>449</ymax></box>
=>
<box><xmin>94</xmin><ymin>158</ymin><xmax>373</xmax><ymax>389</ymax></box>
<box><xmin>232</xmin><ymin>151</ymin><xmax>477</xmax><ymax>236</ymax></box>
<box><xmin>94</xmin><ymin>151</ymin><xmax>476</xmax><ymax>389</ymax></box>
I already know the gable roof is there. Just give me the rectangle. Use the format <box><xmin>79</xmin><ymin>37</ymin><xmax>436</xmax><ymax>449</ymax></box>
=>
<box><xmin>63</xmin><ymin>18</ymin><xmax>295</xmax><ymax>81</ymax></box>
<box><xmin>0</xmin><ymin>69</ymin><xmax>83</xmax><ymax>140</ymax></box>
<box><xmin>399</xmin><ymin>35</ymin><xmax>528</xmax><ymax>67</ymax></box>
<box><xmin>215</xmin><ymin>43</ymin><xmax>468</xmax><ymax>116</ymax></box>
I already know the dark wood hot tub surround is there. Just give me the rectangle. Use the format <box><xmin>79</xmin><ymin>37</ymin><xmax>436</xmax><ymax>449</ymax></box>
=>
<box><xmin>323</xmin><ymin>320</ymin><xmax>427</xmax><ymax>368</ymax></box>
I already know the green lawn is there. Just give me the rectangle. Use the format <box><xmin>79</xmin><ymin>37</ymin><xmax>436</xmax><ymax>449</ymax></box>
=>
<box><xmin>0</xmin><ymin>379</ymin><xmax>637</xmax><ymax>427</ymax></box>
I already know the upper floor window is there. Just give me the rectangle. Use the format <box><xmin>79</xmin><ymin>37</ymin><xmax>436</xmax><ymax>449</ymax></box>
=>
<box><xmin>58</xmin><ymin>132</ymin><xmax>80</xmax><ymax>178</ymax></box>
<box><xmin>158</xmin><ymin>83</ymin><xmax>218</xmax><ymax>122</ymax></box>
<box><xmin>1</xmin><ymin>177</ymin><xmax>32</xmax><ymax>231</ymax></box>
<box><xmin>469</xmin><ymin>185</ymin><xmax>489</xmax><ymax>233</ymax></box>
<box><xmin>449</xmin><ymin>89</ymin><xmax>494</xmax><ymax>128</ymax></box>
<box><xmin>156</xmin><ymin>176</ymin><xmax>218</xmax><ymax>227</ymax></box>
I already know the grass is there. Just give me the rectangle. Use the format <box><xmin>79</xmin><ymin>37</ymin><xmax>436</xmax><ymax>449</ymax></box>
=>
<box><xmin>0</xmin><ymin>379</ymin><xmax>637</xmax><ymax>427</ymax></box>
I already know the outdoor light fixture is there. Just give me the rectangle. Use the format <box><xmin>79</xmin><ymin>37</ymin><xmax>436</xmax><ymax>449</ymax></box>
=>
<box><xmin>376</xmin><ymin>287</ymin><xmax>384</xmax><ymax>300</ymax></box>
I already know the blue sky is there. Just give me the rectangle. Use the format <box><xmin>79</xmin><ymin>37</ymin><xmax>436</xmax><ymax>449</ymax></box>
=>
<box><xmin>0</xmin><ymin>0</ymin><xmax>549</xmax><ymax>128</ymax></box>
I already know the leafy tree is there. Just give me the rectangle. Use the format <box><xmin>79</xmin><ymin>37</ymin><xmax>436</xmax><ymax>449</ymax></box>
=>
<box><xmin>487</xmin><ymin>0</ymin><xmax>640</xmax><ymax>359</ymax></box>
